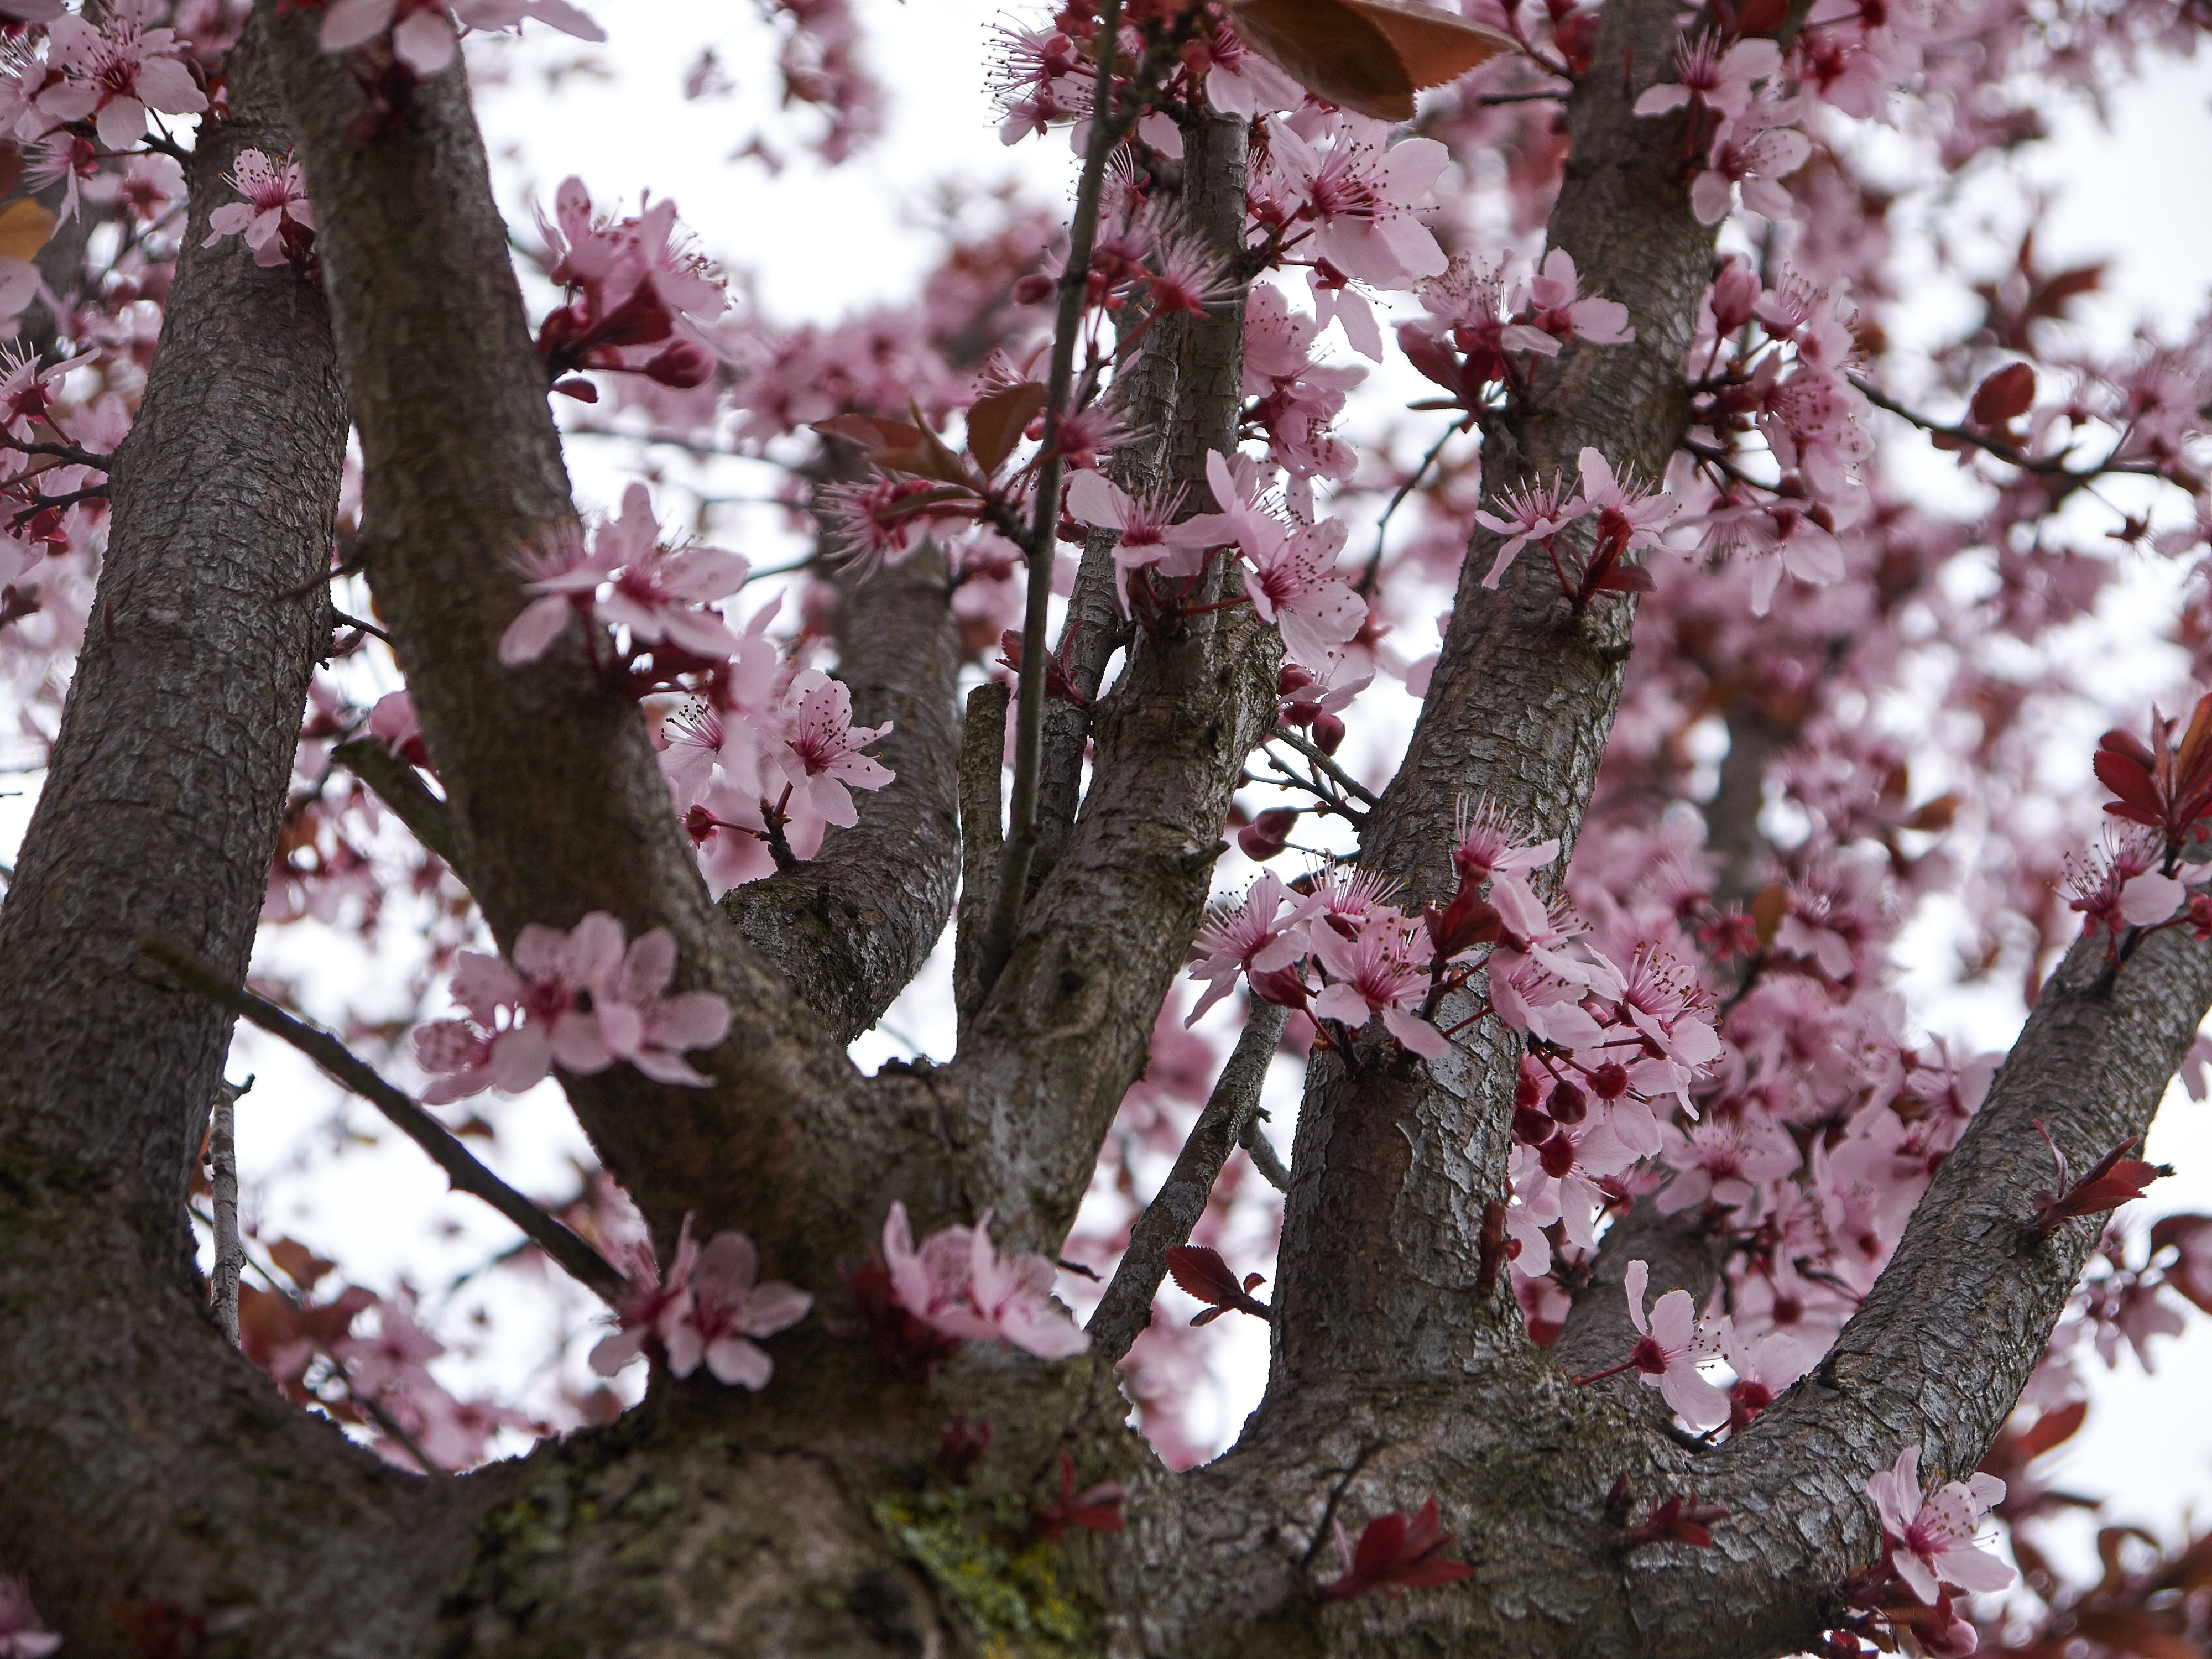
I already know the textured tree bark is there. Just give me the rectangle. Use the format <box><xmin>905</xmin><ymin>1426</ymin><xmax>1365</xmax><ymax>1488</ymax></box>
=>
<box><xmin>1267</xmin><ymin>0</ymin><xmax>1719</xmax><ymax>1390</ymax></box>
<box><xmin>0</xmin><ymin>27</ymin><xmax>485</xmax><ymax>1654</ymax></box>
<box><xmin>723</xmin><ymin>543</ymin><xmax>963</xmax><ymax>1045</ymax></box>
<box><xmin>9</xmin><ymin>2</ymin><xmax>2212</xmax><ymax>1655</ymax></box>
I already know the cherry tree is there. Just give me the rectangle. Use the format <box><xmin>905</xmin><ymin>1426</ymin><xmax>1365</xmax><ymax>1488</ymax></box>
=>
<box><xmin>1</xmin><ymin>0</ymin><xmax>2210</xmax><ymax>1653</ymax></box>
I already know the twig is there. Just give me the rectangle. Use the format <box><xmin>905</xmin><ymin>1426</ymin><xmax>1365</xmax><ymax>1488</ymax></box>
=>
<box><xmin>331</xmin><ymin>737</ymin><xmax>461</xmax><ymax>868</ymax></box>
<box><xmin>331</xmin><ymin>608</ymin><xmax>392</xmax><ymax>644</ymax></box>
<box><xmin>1848</xmin><ymin>373</ymin><xmax>2164</xmax><ymax>484</ymax></box>
<box><xmin>978</xmin><ymin>0</ymin><xmax>1131</xmax><ymax>996</ymax></box>
<box><xmin>1087</xmin><ymin>1001</ymin><xmax>1290</xmax><ymax>1363</ymax></box>
<box><xmin>1359</xmin><ymin>422</ymin><xmax>1462</xmax><ymax>596</ymax></box>
<box><xmin>139</xmin><ymin>933</ymin><xmax>627</xmax><ymax>1302</ymax></box>
<box><xmin>7</xmin><ymin>483</ymin><xmax>107</xmax><ymax>528</ymax></box>
<box><xmin>953</xmin><ymin>680</ymin><xmax>1011</xmax><ymax>1022</ymax></box>
<box><xmin>208</xmin><ymin>1074</ymin><xmax>253</xmax><ymax>1347</ymax></box>
<box><xmin>1271</xmin><ymin>731</ymin><xmax>1381</xmax><ymax>806</ymax></box>
<box><xmin>1239</xmin><ymin>1112</ymin><xmax>1292</xmax><ymax>1192</ymax></box>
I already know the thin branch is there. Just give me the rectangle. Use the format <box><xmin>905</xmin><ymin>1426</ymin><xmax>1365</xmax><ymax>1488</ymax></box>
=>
<box><xmin>1271</xmin><ymin>731</ymin><xmax>1381</xmax><ymax>806</ymax></box>
<box><xmin>208</xmin><ymin>1073</ymin><xmax>253</xmax><ymax>1347</ymax></box>
<box><xmin>1359</xmin><ymin>421</ymin><xmax>1463</xmax><ymax>597</ymax></box>
<box><xmin>7</xmin><ymin>482</ymin><xmax>107</xmax><ymax>527</ymax></box>
<box><xmin>1239</xmin><ymin>1110</ymin><xmax>1292</xmax><ymax>1192</ymax></box>
<box><xmin>1848</xmin><ymin>372</ymin><xmax>2166</xmax><ymax>484</ymax></box>
<box><xmin>330</xmin><ymin>736</ymin><xmax>461</xmax><ymax>868</ymax></box>
<box><xmin>331</xmin><ymin>608</ymin><xmax>392</xmax><ymax>644</ymax></box>
<box><xmin>140</xmin><ymin>933</ymin><xmax>627</xmax><ymax>1302</ymax></box>
<box><xmin>1087</xmin><ymin>1001</ymin><xmax>1290</xmax><ymax>1363</ymax></box>
<box><xmin>977</xmin><ymin>0</ymin><xmax>1129</xmax><ymax>995</ymax></box>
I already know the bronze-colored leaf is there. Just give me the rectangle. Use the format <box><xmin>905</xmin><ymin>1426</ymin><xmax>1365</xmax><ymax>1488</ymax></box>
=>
<box><xmin>0</xmin><ymin>196</ymin><xmax>56</xmax><ymax>263</ymax></box>
<box><xmin>966</xmin><ymin>380</ymin><xmax>1047</xmax><ymax>476</ymax></box>
<box><xmin>1229</xmin><ymin>0</ymin><xmax>1511</xmax><ymax>122</ymax></box>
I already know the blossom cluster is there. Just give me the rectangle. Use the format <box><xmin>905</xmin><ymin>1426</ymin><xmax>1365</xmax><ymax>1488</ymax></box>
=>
<box><xmin>878</xmin><ymin>1201</ymin><xmax>1089</xmax><ymax>1361</ymax></box>
<box><xmin>314</xmin><ymin>0</ymin><xmax>602</xmax><ymax>78</ymax></box>
<box><xmin>411</xmin><ymin>911</ymin><xmax>732</xmax><ymax>1102</ymax></box>
<box><xmin>588</xmin><ymin>1215</ymin><xmax>813</xmax><ymax>1390</ymax></box>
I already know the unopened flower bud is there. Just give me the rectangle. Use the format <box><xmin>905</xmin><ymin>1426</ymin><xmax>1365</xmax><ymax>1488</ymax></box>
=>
<box><xmin>1590</xmin><ymin>1062</ymin><xmax>1629</xmax><ymax>1100</ymax></box>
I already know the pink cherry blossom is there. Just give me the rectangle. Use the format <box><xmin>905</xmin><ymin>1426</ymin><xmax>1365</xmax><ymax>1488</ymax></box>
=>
<box><xmin>658</xmin><ymin>1230</ymin><xmax>813</xmax><ymax>1388</ymax></box>
<box><xmin>0</xmin><ymin>1575</ymin><xmax>60</xmax><ymax>1659</ymax></box>
<box><xmin>1866</xmin><ymin>1446</ymin><xmax>2015</xmax><ymax>1605</ymax></box>
<box><xmin>1309</xmin><ymin>915</ymin><xmax>1450</xmax><ymax>1057</ymax></box>
<box><xmin>321</xmin><ymin>0</ymin><xmax>603</xmax><ymax>77</ymax></box>
<box><xmin>1524</xmin><ymin>251</ymin><xmax>1634</xmax><ymax>351</ymax></box>
<box><xmin>1621</xmin><ymin>1258</ymin><xmax>1730</xmax><ymax>1429</ymax></box>
<box><xmin>1199</xmin><ymin>452</ymin><xmax>1367</xmax><ymax>670</ymax></box>
<box><xmin>1475</xmin><ymin>475</ymin><xmax>1588</xmax><ymax>589</ymax></box>
<box><xmin>201</xmin><ymin>148</ymin><xmax>314</xmax><ymax>269</ymax></box>
<box><xmin>1633</xmin><ymin>33</ymin><xmax>1784</xmax><ymax>124</ymax></box>
<box><xmin>588</xmin><ymin>925</ymin><xmax>733</xmax><ymax>1087</ymax></box>
<box><xmin>1691</xmin><ymin>100</ymin><xmax>1812</xmax><ymax>226</ymax></box>
<box><xmin>1453</xmin><ymin>795</ymin><xmax>1562</xmax><ymax>886</ymax></box>
<box><xmin>880</xmin><ymin>1202</ymin><xmax>1088</xmax><ymax>1361</ymax></box>
<box><xmin>1063</xmin><ymin>471</ymin><xmax>1219</xmax><ymax>612</ymax></box>
<box><xmin>1186</xmin><ymin>870</ymin><xmax>1320</xmax><ymax>1021</ymax></box>
<box><xmin>763</xmin><ymin>668</ymin><xmax>894</xmax><ymax>860</ymax></box>
<box><xmin>414</xmin><ymin>913</ymin><xmax>731</xmax><ymax>1100</ymax></box>
<box><xmin>1656</xmin><ymin>1115</ymin><xmax>1801</xmax><ymax>1213</ymax></box>
<box><xmin>589</xmin><ymin>1219</ymin><xmax>701</xmax><ymax>1378</ymax></box>
<box><xmin>1199</xmin><ymin>21</ymin><xmax>1303</xmax><ymax>116</ymax></box>
<box><xmin>1574</xmin><ymin>447</ymin><xmax>1677</xmax><ymax>552</ymax></box>
<box><xmin>498</xmin><ymin>487</ymin><xmax>747</xmax><ymax>665</ymax></box>
<box><xmin>1264</xmin><ymin>119</ymin><xmax>1451</xmax><ymax>290</ymax></box>
<box><xmin>38</xmin><ymin>3</ymin><xmax>208</xmax><ymax>153</ymax></box>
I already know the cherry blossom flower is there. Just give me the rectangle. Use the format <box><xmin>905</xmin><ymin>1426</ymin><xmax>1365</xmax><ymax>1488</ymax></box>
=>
<box><xmin>589</xmin><ymin>1221</ymin><xmax>700</xmax><ymax>1378</ymax></box>
<box><xmin>1186</xmin><ymin>870</ymin><xmax>1320</xmax><ymax>1021</ymax></box>
<box><xmin>37</xmin><ymin>2</ymin><xmax>208</xmax><ymax>153</ymax></box>
<box><xmin>1574</xmin><ymin>447</ymin><xmax>1677</xmax><ymax>554</ymax></box>
<box><xmin>1199</xmin><ymin>451</ymin><xmax>1366</xmax><ymax>669</ymax></box>
<box><xmin>1866</xmin><ymin>1446</ymin><xmax>2015</xmax><ymax>1605</ymax></box>
<box><xmin>681</xmin><ymin>780</ymin><xmax>779</xmax><ymax>896</ymax></box>
<box><xmin>880</xmin><ymin>1202</ymin><xmax>1089</xmax><ymax>1360</ymax></box>
<box><xmin>321</xmin><ymin>0</ymin><xmax>604</xmax><ymax>77</ymax></box>
<box><xmin>1310</xmin><ymin>915</ymin><xmax>1450</xmax><ymax>1057</ymax></box>
<box><xmin>1633</xmin><ymin>33</ymin><xmax>1784</xmax><ymax>124</ymax></box>
<box><xmin>1475</xmin><ymin>475</ymin><xmax>1587</xmax><ymax>589</ymax></box>
<box><xmin>0</xmin><ymin>1575</ymin><xmax>60</xmax><ymax>1659</ymax></box>
<box><xmin>414</xmin><ymin>913</ymin><xmax>731</xmax><ymax>1100</ymax></box>
<box><xmin>1198</xmin><ymin>21</ymin><xmax>1304</xmax><ymax>117</ymax></box>
<box><xmin>659</xmin><ymin>1229</ymin><xmax>813</xmax><ymax>1388</ymax></box>
<box><xmin>1691</xmin><ymin>98</ymin><xmax>1812</xmax><ymax>226</ymax></box>
<box><xmin>367</xmin><ymin>688</ymin><xmax>429</xmax><ymax>770</ymax></box>
<box><xmin>202</xmin><ymin>148</ymin><xmax>314</xmax><ymax>269</ymax></box>
<box><xmin>1720</xmin><ymin>1324</ymin><xmax>1806</xmax><ymax>1431</ymax></box>
<box><xmin>498</xmin><ymin>487</ymin><xmax>747</xmax><ymax>665</ymax></box>
<box><xmin>1452</xmin><ymin>794</ymin><xmax>1561</xmax><ymax>886</ymax></box>
<box><xmin>1264</xmin><ymin>119</ymin><xmax>1450</xmax><ymax>290</ymax></box>
<box><xmin>1524</xmin><ymin>251</ymin><xmax>1634</xmax><ymax>351</ymax></box>
<box><xmin>761</xmin><ymin>668</ymin><xmax>894</xmax><ymax>860</ymax></box>
<box><xmin>1064</xmin><ymin>471</ymin><xmax>1218</xmax><ymax>612</ymax></box>
<box><xmin>1656</xmin><ymin>1115</ymin><xmax>1800</xmax><ymax>1213</ymax></box>
<box><xmin>589</xmin><ymin>925</ymin><xmax>733</xmax><ymax>1086</ymax></box>
<box><xmin>1619</xmin><ymin>1258</ymin><xmax>1730</xmax><ymax>1429</ymax></box>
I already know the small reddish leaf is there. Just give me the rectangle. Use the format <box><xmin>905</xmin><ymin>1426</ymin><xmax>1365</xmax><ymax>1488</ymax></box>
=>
<box><xmin>1228</xmin><ymin>0</ymin><xmax>1512</xmax><ymax>123</ymax></box>
<box><xmin>551</xmin><ymin>376</ymin><xmax>599</xmax><ymax>402</ymax></box>
<box><xmin>1594</xmin><ymin>563</ymin><xmax>1656</xmax><ymax>593</ymax></box>
<box><xmin>966</xmin><ymin>380</ymin><xmax>1048</xmax><ymax>476</ymax></box>
<box><xmin>1166</xmin><ymin>1244</ymin><xmax>1274</xmax><ymax>1323</ymax></box>
<box><xmin>1322</xmin><ymin>1497</ymin><xmax>1476</xmax><ymax>1601</ymax></box>
<box><xmin>1969</xmin><ymin>361</ymin><xmax>2036</xmax><ymax>425</ymax></box>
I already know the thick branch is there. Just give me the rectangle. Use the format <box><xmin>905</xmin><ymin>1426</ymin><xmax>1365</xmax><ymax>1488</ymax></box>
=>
<box><xmin>1267</xmin><ymin>0</ymin><xmax>1723</xmax><ymax>1389</ymax></box>
<box><xmin>0</xmin><ymin>29</ymin><xmax>479</xmax><ymax>1650</ymax></box>
<box><xmin>1630</xmin><ymin>925</ymin><xmax>2212</xmax><ymax>1657</ymax></box>
<box><xmin>723</xmin><ymin>544</ymin><xmax>962</xmax><ymax>1044</ymax></box>
<box><xmin>1088</xmin><ymin>1001</ymin><xmax>1289</xmax><ymax>1363</ymax></box>
<box><xmin>948</xmin><ymin>110</ymin><xmax>1275</xmax><ymax>1253</ymax></box>
<box><xmin>954</xmin><ymin>678</ymin><xmax>1010</xmax><ymax>1020</ymax></box>
<box><xmin>262</xmin><ymin>9</ymin><xmax>885</xmax><ymax>1280</ymax></box>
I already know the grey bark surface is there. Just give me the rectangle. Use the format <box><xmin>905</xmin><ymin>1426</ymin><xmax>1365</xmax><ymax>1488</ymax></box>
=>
<box><xmin>723</xmin><ymin>543</ymin><xmax>963</xmax><ymax>1045</ymax></box>
<box><xmin>4</xmin><ymin>0</ymin><xmax>2208</xmax><ymax>1652</ymax></box>
<box><xmin>0</xmin><ymin>29</ymin><xmax>483</xmax><ymax>1657</ymax></box>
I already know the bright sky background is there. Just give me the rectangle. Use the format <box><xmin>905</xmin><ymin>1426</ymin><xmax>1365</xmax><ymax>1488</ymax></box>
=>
<box><xmin>2</xmin><ymin>0</ymin><xmax>2210</xmax><ymax>1582</ymax></box>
